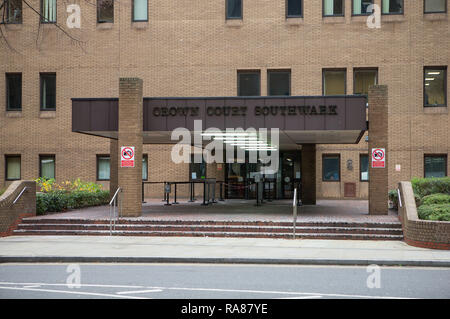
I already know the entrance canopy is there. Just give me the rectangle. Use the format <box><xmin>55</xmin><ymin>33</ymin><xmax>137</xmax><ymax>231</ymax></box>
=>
<box><xmin>72</xmin><ymin>96</ymin><xmax>367</xmax><ymax>148</ymax></box>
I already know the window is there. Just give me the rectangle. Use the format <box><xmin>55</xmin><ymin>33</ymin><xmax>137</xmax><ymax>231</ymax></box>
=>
<box><xmin>323</xmin><ymin>69</ymin><xmax>346</xmax><ymax>95</ymax></box>
<box><xmin>5</xmin><ymin>155</ymin><xmax>21</xmax><ymax>180</ymax></box>
<box><xmin>360</xmin><ymin>154</ymin><xmax>369</xmax><ymax>181</ymax></box>
<box><xmin>382</xmin><ymin>0</ymin><xmax>403</xmax><ymax>14</ymax></box>
<box><xmin>97</xmin><ymin>155</ymin><xmax>110</xmax><ymax>181</ymax></box>
<box><xmin>39</xmin><ymin>155</ymin><xmax>55</xmax><ymax>179</ymax></box>
<box><xmin>6</xmin><ymin>73</ymin><xmax>22</xmax><ymax>111</ymax></box>
<box><xmin>97</xmin><ymin>0</ymin><xmax>114</xmax><ymax>23</ymax></box>
<box><xmin>133</xmin><ymin>0</ymin><xmax>148</xmax><ymax>21</ymax></box>
<box><xmin>142</xmin><ymin>154</ymin><xmax>148</xmax><ymax>180</ymax></box>
<box><xmin>354</xmin><ymin>68</ymin><xmax>378</xmax><ymax>95</ymax></box>
<box><xmin>41</xmin><ymin>0</ymin><xmax>57</xmax><ymax>23</ymax></box>
<box><xmin>238</xmin><ymin>71</ymin><xmax>260</xmax><ymax>96</ymax></box>
<box><xmin>323</xmin><ymin>154</ymin><xmax>340</xmax><ymax>181</ymax></box>
<box><xmin>287</xmin><ymin>0</ymin><xmax>302</xmax><ymax>17</ymax></box>
<box><xmin>190</xmin><ymin>155</ymin><xmax>206</xmax><ymax>180</ymax></box>
<box><xmin>1</xmin><ymin>0</ymin><xmax>22</xmax><ymax>23</ymax></box>
<box><xmin>268</xmin><ymin>70</ymin><xmax>291</xmax><ymax>96</ymax></box>
<box><xmin>40</xmin><ymin>73</ymin><xmax>56</xmax><ymax>110</ymax></box>
<box><xmin>424</xmin><ymin>155</ymin><xmax>447</xmax><ymax>178</ymax></box>
<box><xmin>424</xmin><ymin>67</ymin><xmax>447</xmax><ymax>107</ymax></box>
<box><xmin>353</xmin><ymin>0</ymin><xmax>374</xmax><ymax>15</ymax></box>
<box><xmin>323</xmin><ymin>0</ymin><xmax>344</xmax><ymax>16</ymax></box>
<box><xmin>424</xmin><ymin>0</ymin><xmax>446</xmax><ymax>13</ymax></box>
<box><xmin>226</xmin><ymin>0</ymin><xmax>242</xmax><ymax>19</ymax></box>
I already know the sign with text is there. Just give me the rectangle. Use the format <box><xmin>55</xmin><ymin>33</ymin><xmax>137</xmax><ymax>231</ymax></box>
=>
<box><xmin>121</xmin><ymin>146</ymin><xmax>135</xmax><ymax>168</ymax></box>
<box><xmin>371</xmin><ymin>148</ymin><xmax>385</xmax><ymax>168</ymax></box>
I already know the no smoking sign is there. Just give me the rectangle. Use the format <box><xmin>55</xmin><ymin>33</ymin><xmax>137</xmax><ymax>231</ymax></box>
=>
<box><xmin>121</xmin><ymin>146</ymin><xmax>135</xmax><ymax>168</ymax></box>
<box><xmin>371</xmin><ymin>148</ymin><xmax>385</xmax><ymax>168</ymax></box>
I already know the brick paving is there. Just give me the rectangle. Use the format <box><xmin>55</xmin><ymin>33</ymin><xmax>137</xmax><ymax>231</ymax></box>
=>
<box><xmin>26</xmin><ymin>199</ymin><xmax>399</xmax><ymax>223</ymax></box>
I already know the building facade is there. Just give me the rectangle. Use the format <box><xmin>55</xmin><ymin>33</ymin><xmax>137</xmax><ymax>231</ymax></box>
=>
<box><xmin>1</xmin><ymin>0</ymin><xmax>449</xmax><ymax>200</ymax></box>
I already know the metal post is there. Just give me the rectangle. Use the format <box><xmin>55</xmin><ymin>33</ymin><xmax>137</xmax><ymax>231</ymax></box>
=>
<box><xmin>211</xmin><ymin>181</ymin><xmax>217</xmax><ymax>203</ymax></box>
<box><xmin>202</xmin><ymin>181</ymin><xmax>207</xmax><ymax>206</ymax></box>
<box><xmin>173</xmin><ymin>183</ymin><xmax>179</xmax><ymax>204</ymax></box>
<box><xmin>188</xmin><ymin>181</ymin><xmax>194</xmax><ymax>202</ymax></box>
<box><xmin>219</xmin><ymin>182</ymin><xmax>224</xmax><ymax>201</ymax></box>
<box><xmin>165</xmin><ymin>183</ymin><xmax>171</xmax><ymax>206</ymax></box>
<box><xmin>293</xmin><ymin>188</ymin><xmax>298</xmax><ymax>239</ymax></box>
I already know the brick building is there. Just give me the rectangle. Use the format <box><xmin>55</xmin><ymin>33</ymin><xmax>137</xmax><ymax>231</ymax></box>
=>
<box><xmin>1</xmin><ymin>0</ymin><xmax>449</xmax><ymax>202</ymax></box>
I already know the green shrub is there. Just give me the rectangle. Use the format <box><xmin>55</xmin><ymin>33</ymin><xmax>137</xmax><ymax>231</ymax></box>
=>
<box><xmin>0</xmin><ymin>188</ymin><xmax>5</xmax><ymax>197</ymax></box>
<box><xmin>411</xmin><ymin>177</ymin><xmax>450</xmax><ymax>199</ymax></box>
<box><xmin>389</xmin><ymin>189</ymin><xmax>399</xmax><ymax>209</ymax></box>
<box><xmin>421</xmin><ymin>193</ymin><xmax>450</xmax><ymax>206</ymax></box>
<box><xmin>418</xmin><ymin>204</ymin><xmax>450</xmax><ymax>221</ymax></box>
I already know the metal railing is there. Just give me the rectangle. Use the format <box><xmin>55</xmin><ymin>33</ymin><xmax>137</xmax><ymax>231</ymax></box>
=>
<box><xmin>10</xmin><ymin>186</ymin><xmax>28</xmax><ymax>207</ymax></box>
<box><xmin>109</xmin><ymin>187</ymin><xmax>122</xmax><ymax>235</ymax></box>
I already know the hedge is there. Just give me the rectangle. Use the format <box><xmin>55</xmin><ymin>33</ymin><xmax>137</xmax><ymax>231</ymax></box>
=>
<box><xmin>417</xmin><ymin>204</ymin><xmax>450</xmax><ymax>222</ymax></box>
<box><xmin>421</xmin><ymin>193</ymin><xmax>450</xmax><ymax>206</ymax></box>
<box><xmin>411</xmin><ymin>177</ymin><xmax>450</xmax><ymax>199</ymax></box>
<box><xmin>37</xmin><ymin>190</ymin><xmax>109</xmax><ymax>215</ymax></box>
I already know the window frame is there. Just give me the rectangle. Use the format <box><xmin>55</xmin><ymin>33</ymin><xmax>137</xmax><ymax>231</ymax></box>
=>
<box><xmin>5</xmin><ymin>155</ymin><xmax>21</xmax><ymax>181</ymax></box>
<box><xmin>360</xmin><ymin>154</ymin><xmax>369</xmax><ymax>182</ymax></box>
<box><xmin>267</xmin><ymin>69</ymin><xmax>291</xmax><ymax>97</ymax></box>
<box><xmin>96</xmin><ymin>154</ymin><xmax>110</xmax><ymax>181</ymax></box>
<box><xmin>97</xmin><ymin>0</ymin><xmax>114</xmax><ymax>23</ymax></box>
<box><xmin>323</xmin><ymin>0</ymin><xmax>345</xmax><ymax>17</ymax></box>
<box><xmin>40</xmin><ymin>72</ymin><xmax>56</xmax><ymax>111</ymax></box>
<box><xmin>351</xmin><ymin>0</ymin><xmax>375</xmax><ymax>16</ymax></box>
<box><xmin>1</xmin><ymin>0</ymin><xmax>23</xmax><ymax>24</ymax></box>
<box><xmin>225</xmin><ymin>0</ymin><xmax>243</xmax><ymax>20</ymax></box>
<box><xmin>423</xmin><ymin>66</ymin><xmax>447</xmax><ymax>108</ymax></box>
<box><xmin>132</xmin><ymin>0</ymin><xmax>148</xmax><ymax>22</ymax></box>
<box><xmin>353</xmin><ymin>67</ymin><xmax>379</xmax><ymax>95</ymax></box>
<box><xmin>286</xmin><ymin>0</ymin><xmax>303</xmax><ymax>18</ymax></box>
<box><xmin>381</xmin><ymin>0</ymin><xmax>404</xmax><ymax>15</ymax></box>
<box><xmin>322</xmin><ymin>154</ymin><xmax>341</xmax><ymax>182</ymax></box>
<box><xmin>39</xmin><ymin>154</ymin><xmax>56</xmax><ymax>179</ymax></box>
<box><xmin>424</xmin><ymin>154</ymin><xmax>448</xmax><ymax>178</ymax></box>
<box><xmin>142</xmin><ymin>154</ymin><xmax>148</xmax><ymax>181</ymax></box>
<box><xmin>322</xmin><ymin>68</ymin><xmax>347</xmax><ymax>96</ymax></box>
<box><xmin>424</xmin><ymin>0</ymin><xmax>447</xmax><ymax>13</ymax></box>
<box><xmin>40</xmin><ymin>0</ymin><xmax>57</xmax><ymax>24</ymax></box>
<box><xmin>237</xmin><ymin>70</ymin><xmax>261</xmax><ymax>97</ymax></box>
<box><xmin>6</xmin><ymin>73</ymin><xmax>22</xmax><ymax>111</ymax></box>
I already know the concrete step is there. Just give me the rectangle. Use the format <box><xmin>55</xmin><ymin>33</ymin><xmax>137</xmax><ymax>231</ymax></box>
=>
<box><xmin>12</xmin><ymin>229</ymin><xmax>404</xmax><ymax>240</ymax></box>
<box><xmin>16</xmin><ymin>223</ymin><xmax>403</xmax><ymax>235</ymax></box>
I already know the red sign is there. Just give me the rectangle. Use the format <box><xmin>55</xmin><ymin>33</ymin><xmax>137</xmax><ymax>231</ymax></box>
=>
<box><xmin>372</xmin><ymin>148</ymin><xmax>385</xmax><ymax>168</ymax></box>
<box><xmin>121</xmin><ymin>146</ymin><xmax>135</xmax><ymax>168</ymax></box>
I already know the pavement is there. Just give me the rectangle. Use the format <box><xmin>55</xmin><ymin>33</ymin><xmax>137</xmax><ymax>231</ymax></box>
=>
<box><xmin>1</xmin><ymin>235</ymin><xmax>450</xmax><ymax>267</ymax></box>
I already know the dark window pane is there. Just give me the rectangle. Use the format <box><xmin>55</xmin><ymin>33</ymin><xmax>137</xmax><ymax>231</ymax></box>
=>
<box><xmin>323</xmin><ymin>155</ymin><xmax>340</xmax><ymax>181</ymax></box>
<box><xmin>41</xmin><ymin>74</ymin><xmax>56</xmax><ymax>109</ymax></box>
<box><xmin>2</xmin><ymin>0</ymin><xmax>22</xmax><ymax>23</ymax></box>
<box><xmin>40</xmin><ymin>156</ymin><xmax>55</xmax><ymax>179</ymax></box>
<box><xmin>324</xmin><ymin>0</ymin><xmax>343</xmax><ymax>15</ymax></box>
<box><xmin>354</xmin><ymin>69</ymin><xmax>377</xmax><ymax>95</ymax></box>
<box><xmin>6</xmin><ymin>156</ymin><xmax>21</xmax><ymax>180</ymax></box>
<box><xmin>98</xmin><ymin>0</ymin><xmax>114</xmax><ymax>23</ymax></box>
<box><xmin>425</xmin><ymin>0</ymin><xmax>446</xmax><ymax>13</ymax></box>
<box><xmin>323</xmin><ymin>70</ymin><xmax>346</xmax><ymax>95</ymax></box>
<box><xmin>353</xmin><ymin>0</ymin><xmax>374</xmax><ymax>15</ymax></box>
<box><xmin>268</xmin><ymin>71</ymin><xmax>290</xmax><ymax>96</ymax></box>
<box><xmin>142</xmin><ymin>155</ymin><xmax>148</xmax><ymax>180</ymax></box>
<box><xmin>227</xmin><ymin>0</ymin><xmax>242</xmax><ymax>19</ymax></box>
<box><xmin>6</xmin><ymin>74</ymin><xmax>22</xmax><ymax>110</ymax></box>
<box><xmin>287</xmin><ymin>0</ymin><xmax>302</xmax><ymax>16</ymax></box>
<box><xmin>424</xmin><ymin>67</ymin><xmax>446</xmax><ymax>107</ymax></box>
<box><xmin>238</xmin><ymin>72</ymin><xmax>260</xmax><ymax>96</ymax></box>
<box><xmin>382</xmin><ymin>0</ymin><xmax>403</xmax><ymax>14</ymax></box>
<box><xmin>425</xmin><ymin>156</ymin><xmax>447</xmax><ymax>178</ymax></box>
<box><xmin>41</xmin><ymin>0</ymin><xmax>56</xmax><ymax>22</ymax></box>
<box><xmin>360</xmin><ymin>154</ymin><xmax>369</xmax><ymax>181</ymax></box>
<box><xmin>191</xmin><ymin>155</ymin><xmax>206</xmax><ymax>180</ymax></box>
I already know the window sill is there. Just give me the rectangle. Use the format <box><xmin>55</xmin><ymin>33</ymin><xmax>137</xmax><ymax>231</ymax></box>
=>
<box><xmin>2</xmin><ymin>23</ymin><xmax>22</xmax><ymax>30</ymax></box>
<box><xmin>381</xmin><ymin>14</ymin><xmax>406</xmax><ymax>23</ymax></box>
<box><xmin>286</xmin><ymin>17</ymin><xmax>304</xmax><ymax>26</ymax></box>
<box><xmin>5</xmin><ymin>111</ymin><xmax>22</xmax><ymax>118</ymax></box>
<box><xmin>423</xmin><ymin>107</ymin><xmax>448</xmax><ymax>114</ymax></box>
<box><xmin>350</xmin><ymin>15</ymin><xmax>369</xmax><ymax>23</ymax></box>
<box><xmin>97</xmin><ymin>22</ymin><xmax>114</xmax><ymax>30</ymax></box>
<box><xmin>39</xmin><ymin>110</ymin><xmax>56</xmax><ymax>118</ymax></box>
<box><xmin>132</xmin><ymin>21</ymin><xmax>148</xmax><ymax>29</ymax></box>
<box><xmin>225</xmin><ymin>19</ymin><xmax>243</xmax><ymax>28</ymax></box>
<box><xmin>424</xmin><ymin>13</ymin><xmax>448</xmax><ymax>21</ymax></box>
<box><xmin>322</xmin><ymin>16</ymin><xmax>345</xmax><ymax>24</ymax></box>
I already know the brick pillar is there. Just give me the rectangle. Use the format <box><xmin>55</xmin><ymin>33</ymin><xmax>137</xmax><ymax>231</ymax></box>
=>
<box><xmin>118</xmin><ymin>78</ymin><xmax>143</xmax><ymax>217</ymax></box>
<box><xmin>368</xmin><ymin>85</ymin><xmax>388</xmax><ymax>215</ymax></box>
<box><xmin>109</xmin><ymin>139</ymin><xmax>118</xmax><ymax>200</ymax></box>
<box><xmin>301</xmin><ymin>144</ymin><xmax>316</xmax><ymax>205</ymax></box>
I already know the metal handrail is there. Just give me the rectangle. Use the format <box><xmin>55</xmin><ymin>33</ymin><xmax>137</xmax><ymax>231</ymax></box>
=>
<box><xmin>397</xmin><ymin>188</ymin><xmax>403</xmax><ymax>208</ymax></box>
<box><xmin>109</xmin><ymin>187</ymin><xmax>122</xmax><ymax>236</ymax></box>
<box><xmin>11</xmin><ymin>187</ymin><xmax>28</xmax><ymax>206</ymax></box>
